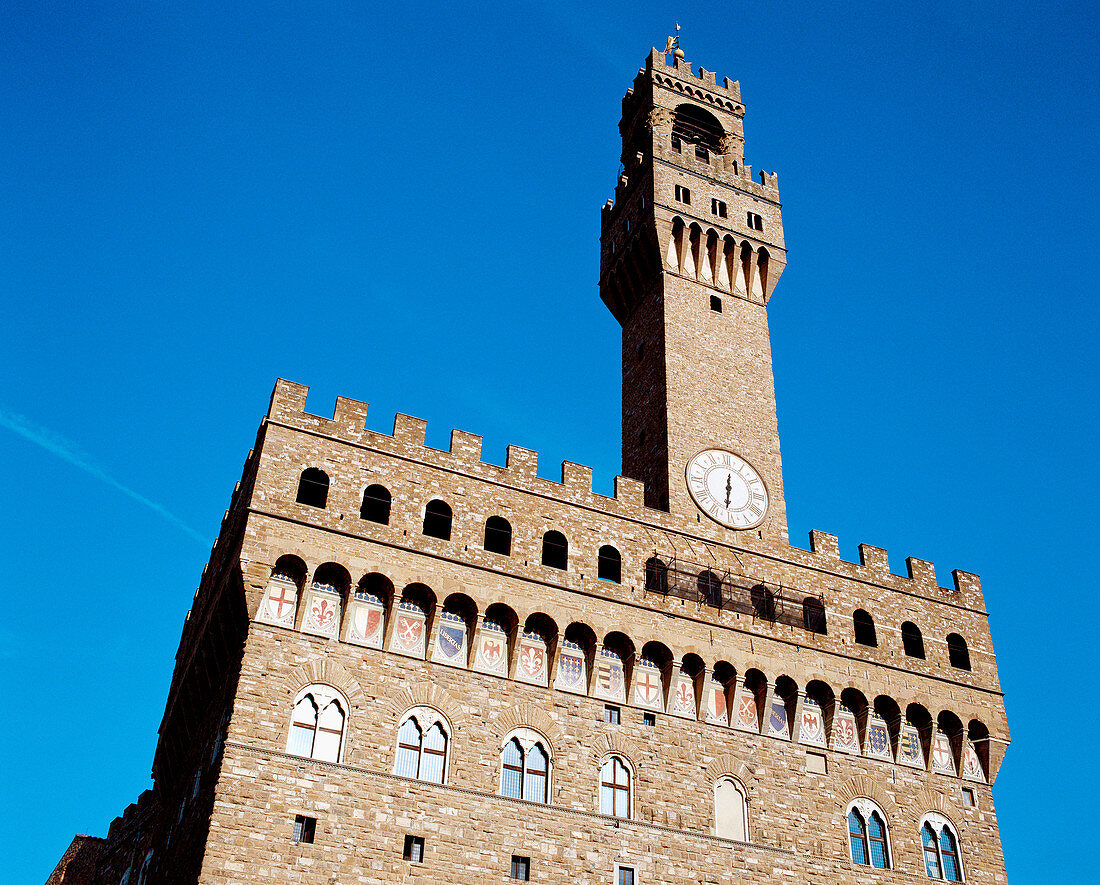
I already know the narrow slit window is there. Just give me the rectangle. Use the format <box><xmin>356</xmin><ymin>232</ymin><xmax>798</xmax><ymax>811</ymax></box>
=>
<box><xmin>710</xmin><ymin>295</ymin><xmax>722</xmax><ymax>312</ymax></box>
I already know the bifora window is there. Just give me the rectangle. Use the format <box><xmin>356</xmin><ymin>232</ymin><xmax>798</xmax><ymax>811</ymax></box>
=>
<box><xmin>500</xmin><ymin>729</ymin><xmax>550</xmax><ymax>803</ymax></box>
<box><xmin>848</xmin><ymin>800</ymin><xmax>890</xmax><ymax>869</ymax></box>
<box><xmin>921</xmin><ymin>814</ymin><xmax>963</xmax><ymax>881</ymax></box>
<box><xmin>600</xmin><ymin>756</ymin><xmax>632</xmax><ymax>818</ymax></box>
<box><xmin>394</xmin><ymin>709</ymin><xmax>448</xmax><ymax>783</ymax></box>
<box><xmin>286</xmin><ymin>685</ymin><xmax>347</xmax><ymax>763</ymax></box>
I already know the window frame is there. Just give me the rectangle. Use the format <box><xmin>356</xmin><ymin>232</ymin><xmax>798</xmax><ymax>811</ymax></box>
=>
<box><xmin>846</xmin><ymin>799</ymin><xmax>892</xmax><ymax>869</ymax></box>
<box><xmin>393</xmin><ymin>707</ymin><xmax>451</xmax><ymax>784</ymax></box>
<box><xmin>510</xmin><ymin>854</ymin><xmax>531</xmax><ymax>880</ymax></box>
<box><xmin>919</xmin><ymin>813</ymin><xmax>965</xmax><ymax>881</ymax></box>
<box><xmin>599</xmin><ymin>754</ymin><xmax>634</xmax><ymax>819</ymax></box>
<box><xmin>614</xmin><ymin>864</ymin><xmax>637</xmax><ymax>885</ymax></box>
<box><xmin>713</xmin><ymin>775</ymin><xmax>749</xmax><ymax>842</ymax></box>
<box><xmin>286</xmin><ymin>684</ymin><xmax>348</xmax><ymax>764</ymax></box>
<box><xmin>498</xmin><ymin>727</ymin><xmax>552</xmax><ymax>804</ymax></box>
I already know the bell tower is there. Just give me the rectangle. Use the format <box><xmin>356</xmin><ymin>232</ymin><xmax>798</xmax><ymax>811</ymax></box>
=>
<box><xmin>600</xmin><ymin>45</ymin><xmax>789</xmax><ymax>541</ymax></box>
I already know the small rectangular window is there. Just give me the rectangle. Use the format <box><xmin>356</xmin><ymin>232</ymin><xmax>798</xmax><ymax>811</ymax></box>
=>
<box><xmin>710</xmin><ymin>295</ymin><xmax>722</xmax><ymax>312</ymax></box>
<box><xmin>604</xmin><ymin>705</ymin><xmax>621</xmax><ymax>725</ymax></box>
<box><xmin>292</xmin><ymin>815</ymin><xmax>316</xmax><ymax>844</ymax></box>
<box><xmin>747</xmin><ymin>211</ymin><xmax>764</xmax><ymax>231</ymax></box>
<box><xmin>510</xmin><ymin>855</ymin><xmax>531</xmax><ymax>880</ymax></box>
<box><xmin>675</xmin><ymin>185</ymin><xmax>691</xmax><ymax>205</ymax></box>
<box><xmin>617</xmin><ymin>865</ymin><xmax>636</xmax><ymax>885</ymax></box>
<box><xmin>643</xmin><ymin>712</ymin><xmax>656</xmax><ymax>727</ymax></box>
<box><xmin>806</xmin><ymin>751</ymin><xmax>827</xmax><ymax>774</ymax></box>
<box><xmin>403</xmin><ymin>834</ymin><xmax>424</xmax><ymax>863</ymax></box>
<box><xmin>961</xmin><ymin>787</ymin><xmax>976</xmax><ymax>807</ymax></box>
<box><xmin>711</xmin><ymin>199</ymin><xmax>727</xmax><ymax>218</ymax></box>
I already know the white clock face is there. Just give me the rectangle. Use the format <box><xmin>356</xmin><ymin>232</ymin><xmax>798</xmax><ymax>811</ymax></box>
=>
<box><xmin>686</xmin><ymin>449</ymin><xmax>769</xmax><ymax>529</ymax></box>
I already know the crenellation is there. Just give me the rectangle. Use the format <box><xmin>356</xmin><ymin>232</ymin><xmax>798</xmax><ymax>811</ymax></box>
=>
<box><xmin>331</xmin><ymin>395</ymin><xmax>369</xmax><ymax>434</ymax></box>
<box><xmin>857</xmin><ymin>542</ymin><xmax>890</xmax><ymax>577</ymax></box>
<box><xmin>391</xmin><ymin>413</ymin><xmax>427</xmax><ymax>447</ymax></box>
<box><xmin>505</xmin><ymin>444</ymin><xmax>538</xmax><ymax>478</ymax></box>
<box><xmin>448</xmin><ymin>429</ymin><xmax>482</xmax><ymax>461</ymax></box>
<box><xmin>808</xmin><ymin>530</ymin><xmax>840</xmax><ymax>559</ymax></box>
<box><xmin>561</xmin><ymin>460</ymin><xmax>593</xmax><ymax>493</ymax></box>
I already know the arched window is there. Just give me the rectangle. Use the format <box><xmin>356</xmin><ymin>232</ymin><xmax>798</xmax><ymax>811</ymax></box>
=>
<box><xmin>393</xmin><ymin>710</ymin><xmax>448</xmax><ymax>783</ymax></box>
<box><xmin>902</xmin><ymin>622</ymin><xmax>926</xmax><ymax>659</ymax></box>
<box><xmin>296</xmin><ymin>468</ymin><xmax>329</xmax><ymax>508</ymax></box>
<box><xmin>541</xmin><ymin>531</ymin><xmax>568</xmax><ymax>570</ymax></box>
<box><xmin>847</xmin><ymin>801</ymin><xmax>890</xmax><ymax>869</ymax></box>
<box><xmin>286</xmin><ymin>685</ymin><xmax>347</xmax><ymax>763</ymax></box>
<box><xmin>714</xmin><ymin>777</ymin><xmax>748</xmax><ymax>841</ymax></box>
<box><xmin>484</xmin><ymin>516</ymin><xmax>512</xmax><ymax>555</ymax></box>
<box><xmin>598</xmin><ymin>545</ymin><xmax>622</xmax><ymax>583</ymax></box>
<box><xmin>645</xmin><ymin>557</ymin><xmax>668</xmax><ymax>594</ymax></box>
<box><xmin>802</xmin><ymin>596</ymin><xmax>827</xmax><ymax>634</ymax></box>
<box><xmin>947</xmin><ymin>633</ymin><xmax>971</xmax><ymax>671</ymax></box>
<box><xmin>422</xmin><ymin>499</ymin><xmax>452</xmax><ymax>540</ymax></box>
<box><xmin>698</xmin><ymin>570</ymin><xmax>723</xmax><ymax>607</ymax></box>
<box><xmin>853</xmin><ymin>609</ymin><xmax>877</xmax><ymax>647</ymax></box>
<box><xmin>751</xmin><ymin>584</ymin><xmax>776</xmax><ymax>620</ymax></box>
<box><xmin>599</xmin><ymin>756</ymin><xmax>632</xmax><ymax>818</ymax></box>
<box><xmin>360</xmin><ymin>484</ymin><xmax>391</xmax><ymax>524</ymax></box>
<box><xmin>921</xmin><ymin>815</ymin><xmax>963</xmax><ymax>880</ymax></box>
<box><xmin>500</xmin><ymin>729</ymin><xmax>551</xmax><ymax>803</ymax></box>
<box><xmin>671</xmin><ymin>103</ymin><xmax>724</xmax><ymax>160</ymax></box>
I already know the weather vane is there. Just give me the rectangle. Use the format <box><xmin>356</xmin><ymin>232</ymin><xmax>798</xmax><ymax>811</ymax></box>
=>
<box><xmin>663</xmin><ymin>23</ymin><xmax>683</xmax><ymax>59</ymax></box>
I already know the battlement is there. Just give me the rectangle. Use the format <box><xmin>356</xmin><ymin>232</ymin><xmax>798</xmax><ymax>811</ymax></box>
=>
<box><xmin>266</xmin><ymin>379</ymin><xmax>984</xmax><ymax>611</ymax></box>
<box><xmin>644</xmin><ymin>48</ymin><xmax>743</xmax><ymax>108</ymax></box>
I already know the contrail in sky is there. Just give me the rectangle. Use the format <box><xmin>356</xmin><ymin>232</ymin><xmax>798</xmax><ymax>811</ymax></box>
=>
<box><xmin>0</xmin><ymin>407</ymin><xmax>208</xmax><ymax>545</ymax></box>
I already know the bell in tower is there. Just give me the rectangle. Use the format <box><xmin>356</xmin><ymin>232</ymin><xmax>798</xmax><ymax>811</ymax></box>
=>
<box><xmin>600</xmin><ymin>42</ymin><xmax>789</xmax><ymax>541</ymax></box>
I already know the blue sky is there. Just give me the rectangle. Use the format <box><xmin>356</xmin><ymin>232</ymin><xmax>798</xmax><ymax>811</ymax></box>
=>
<box><xmin>2</xmin><ymin>2</ymin><xmax>1096</xmax><ymax>882</ymax></box>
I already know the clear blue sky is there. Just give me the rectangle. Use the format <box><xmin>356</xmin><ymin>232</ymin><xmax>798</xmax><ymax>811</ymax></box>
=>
<box><xmin>2</xmin><ymin>2</ymin><xmax>1096</xmax><ymax>882</ymax></box>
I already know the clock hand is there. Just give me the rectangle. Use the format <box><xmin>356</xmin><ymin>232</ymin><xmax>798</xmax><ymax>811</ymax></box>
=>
<box><xmin>725</xmin><ymin>472</ymin><xmax>732</xmax><ymax>508</ymax></box>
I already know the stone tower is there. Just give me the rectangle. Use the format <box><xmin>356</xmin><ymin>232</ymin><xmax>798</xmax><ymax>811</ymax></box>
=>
<box><xmin>52</xmin><ymin>44</ymin><xmax>1011</xmax><ymax>885</ymax></box>
<box><xmin>601</xmin><ymin>49</ymin><xmax>788</xmax><ymax>541</ymax></box>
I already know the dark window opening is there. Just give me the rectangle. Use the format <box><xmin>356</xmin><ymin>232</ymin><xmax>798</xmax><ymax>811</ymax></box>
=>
<box><xmin>422</xmin><ymin>499</ymin><xmax>453</xmax><ymax>540</ymax></box>
<box><xmin>902</xmin><ymin>622</ymin><xmax>926</xmax><ymax>659</ymax></box>
<box><xmin>671</xmin><ymin>104</ymin><xmax>723</xmax><ymax>159</ymax></box>
<box><xmin>747</xmin><ymin>212</ymin><xmax>764</xmax><ymax>231</ymax></box>
<box><xmin>295</xmin><ymin>468</ymin><xmax>329</xmax><ymax>509</ymax></box>
<box><xmin>675</xmin><ymin>184</ymin><xmax>691</xmax><ymax>204</ymax></box>
<box><xmin>403</xmin><ymin>835</ymin><xmax>425</xmax><ymax>863</ymax></box>
<box><xmin>643</xmin><ymin>712</ymin><xmax>656</xmax><ymax>727</ymax></box>
<box><xmin>541</xmin><ymin>530</ymin><xmax>568</xmax><ymax>570</ymax></box>
<box><xmin>510</xmin><ymin>855</ymin><xmax>530</xmax><ymax>880</ymax></box>
<box><xmin>292</xmin><ymin>815</ymin><xmax>316</xmax><ymax>844</ymax></box>
<box><xmin>750</xmin><ymin>584</ymin><xmax>777</xmax><ymax>620</ymax></box>
<box><xmin>597</xmin><ymin>545</ymin><xmax>622</xmax><ymax>583</ymax></box>
<box><xmin>710</xmin><ymin>295</ymin><xmax>722</xmax><ymax>312</ymax></box>
<box><xmin>484</xmin><ymin>516</ymin><xmax>512</xmax><ymax>555</ymax></box>
<box><xmin>961</xmin><ymin>788</ymin><xmax>976</xmax><ymax>807</ymax></box>
<box><xmin>947</xmin><ymin>633</ymin><xmax>971</xmax><ymax>670</ymax></box>
<box><xmin>636</xmin><ymin>341</ymin><xmax>645</xmax><ymax>361</ymax></box>
<box><xmin>360</xmin><ymin>484</ymin><xmax>391</xmax><ymax>524</ymax></box>
<box><xmin>698</xmin><ymin>570</ymin><xmax>723</xmax><ymax>607</ymax></box>
<box><xmin>645</xmin><ymin>557</ymin><xmax>668</xmax><ymax>594</ymax></box>
<box><xmin>604</xmin><ymin>705</ymin><xmax>621</xmax><ymax>725</ymax></box>
<box><xmin>712</xmin><ymin>198</ymin><xmax>727</xmax><ymax>218</ymax></box>
<box><xmin>853</xmin><ymin>609</ymin><xmax>877</xmax><ymax>647</ymax></box>
<box><xmin>802</xmin><ymin>597</ymin><xmax>827</xmax><ymax>634</ymax></box>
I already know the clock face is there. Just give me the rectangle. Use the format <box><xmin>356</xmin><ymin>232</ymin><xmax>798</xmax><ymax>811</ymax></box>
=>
<box><xmin>686</xmin><ymin>449</ymin><xmax>768</xmax><ymax>529</ymax></box>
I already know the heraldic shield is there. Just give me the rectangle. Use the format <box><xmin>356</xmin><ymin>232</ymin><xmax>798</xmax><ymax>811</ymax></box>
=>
<box><xmin>473</xmin><ymin>619</ymin><xmax>508</xmax><ymax>677</ymax></box>
<box><xmin>346</xmin><ymin>591</ymin><xmax>384</xmax><ymax>649</ymax></box>
<box><xmin>301</xmin><ymin>584</ymin><xmax>341</xmax><ymax>639</ymax></box>
<box><xmin>667</xmin><ymin>669</ymin><xmax>697</xmax><ymax>719</ymax></box>
<box><xmin>593</xmin><ymin>647</ymin><xmax>626</xmax><ymax>702</ymax></box>
<box><xmin>866</xmin><ymin>712</ymin><xmax>893</xmax><ymax>760</ymax></box>
<box><xmin>633</xmin><ymin>659</ymin><xmax>664</xmax><ymax>711</ymax></box>
<box><xmin>554</xmin><ymin>640</ymin><xmax>586</xmax><ymax>695</ymax></box>
<box><xmin>898</xmin><ymin>721</ymin><xmax>925</xmax><ymax>768</ymax></box>
<box><xmin>766</xmin><ymin>696</ymin><xmax>790</xmax><ymax>739</ymax></box>
<box><xmin>798</xmin><ymin>697</ymin><xmax>826</xmax><ymax>746</ymax></box>
<box><xmin>257</xmin><ymin>577</ymin><xmax>297</xmax><ymax>628</ymax></box>
<box><xmin>832</xmin><ymin>704</ymin><xmax>860</xmax><ymax>754</ymax></box>
<box><xmin>515</xmin><ymin>632</ymin><xmax>547</xmax><ymax>686</ymax></box>
<box><xmin>704</xmin><ymin>672</ymin><xmax>729</xmax><ymax>726</ymax></box>
<box><xmin>931</xmin><ymin>729</ymin><xmax>957</xmax><ymax>775</ymax></box>
<box><xmin>435</xmin><ymin>611</ymin><xmax>467</xmax><ymax>666</ymax></box>
<box><xmin>961</xmin><ymin>739</ymin><xmax>985</xmax><ymax>782</ymax></box>
<box><xmin>391</xmin><ymin>599</ymin><xmax>426</xmax><ymax>658</ymax></box>
<box><xmin>734</xmin><ymin>683</ymin><xmax>759</xmax><ymax>732</ymax></box>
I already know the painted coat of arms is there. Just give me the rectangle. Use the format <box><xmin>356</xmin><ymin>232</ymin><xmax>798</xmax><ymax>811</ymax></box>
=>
<box><xmin>736</xmin><ymin>692</ymin><xmax>758</xmax><ymax>730</ymax></box>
